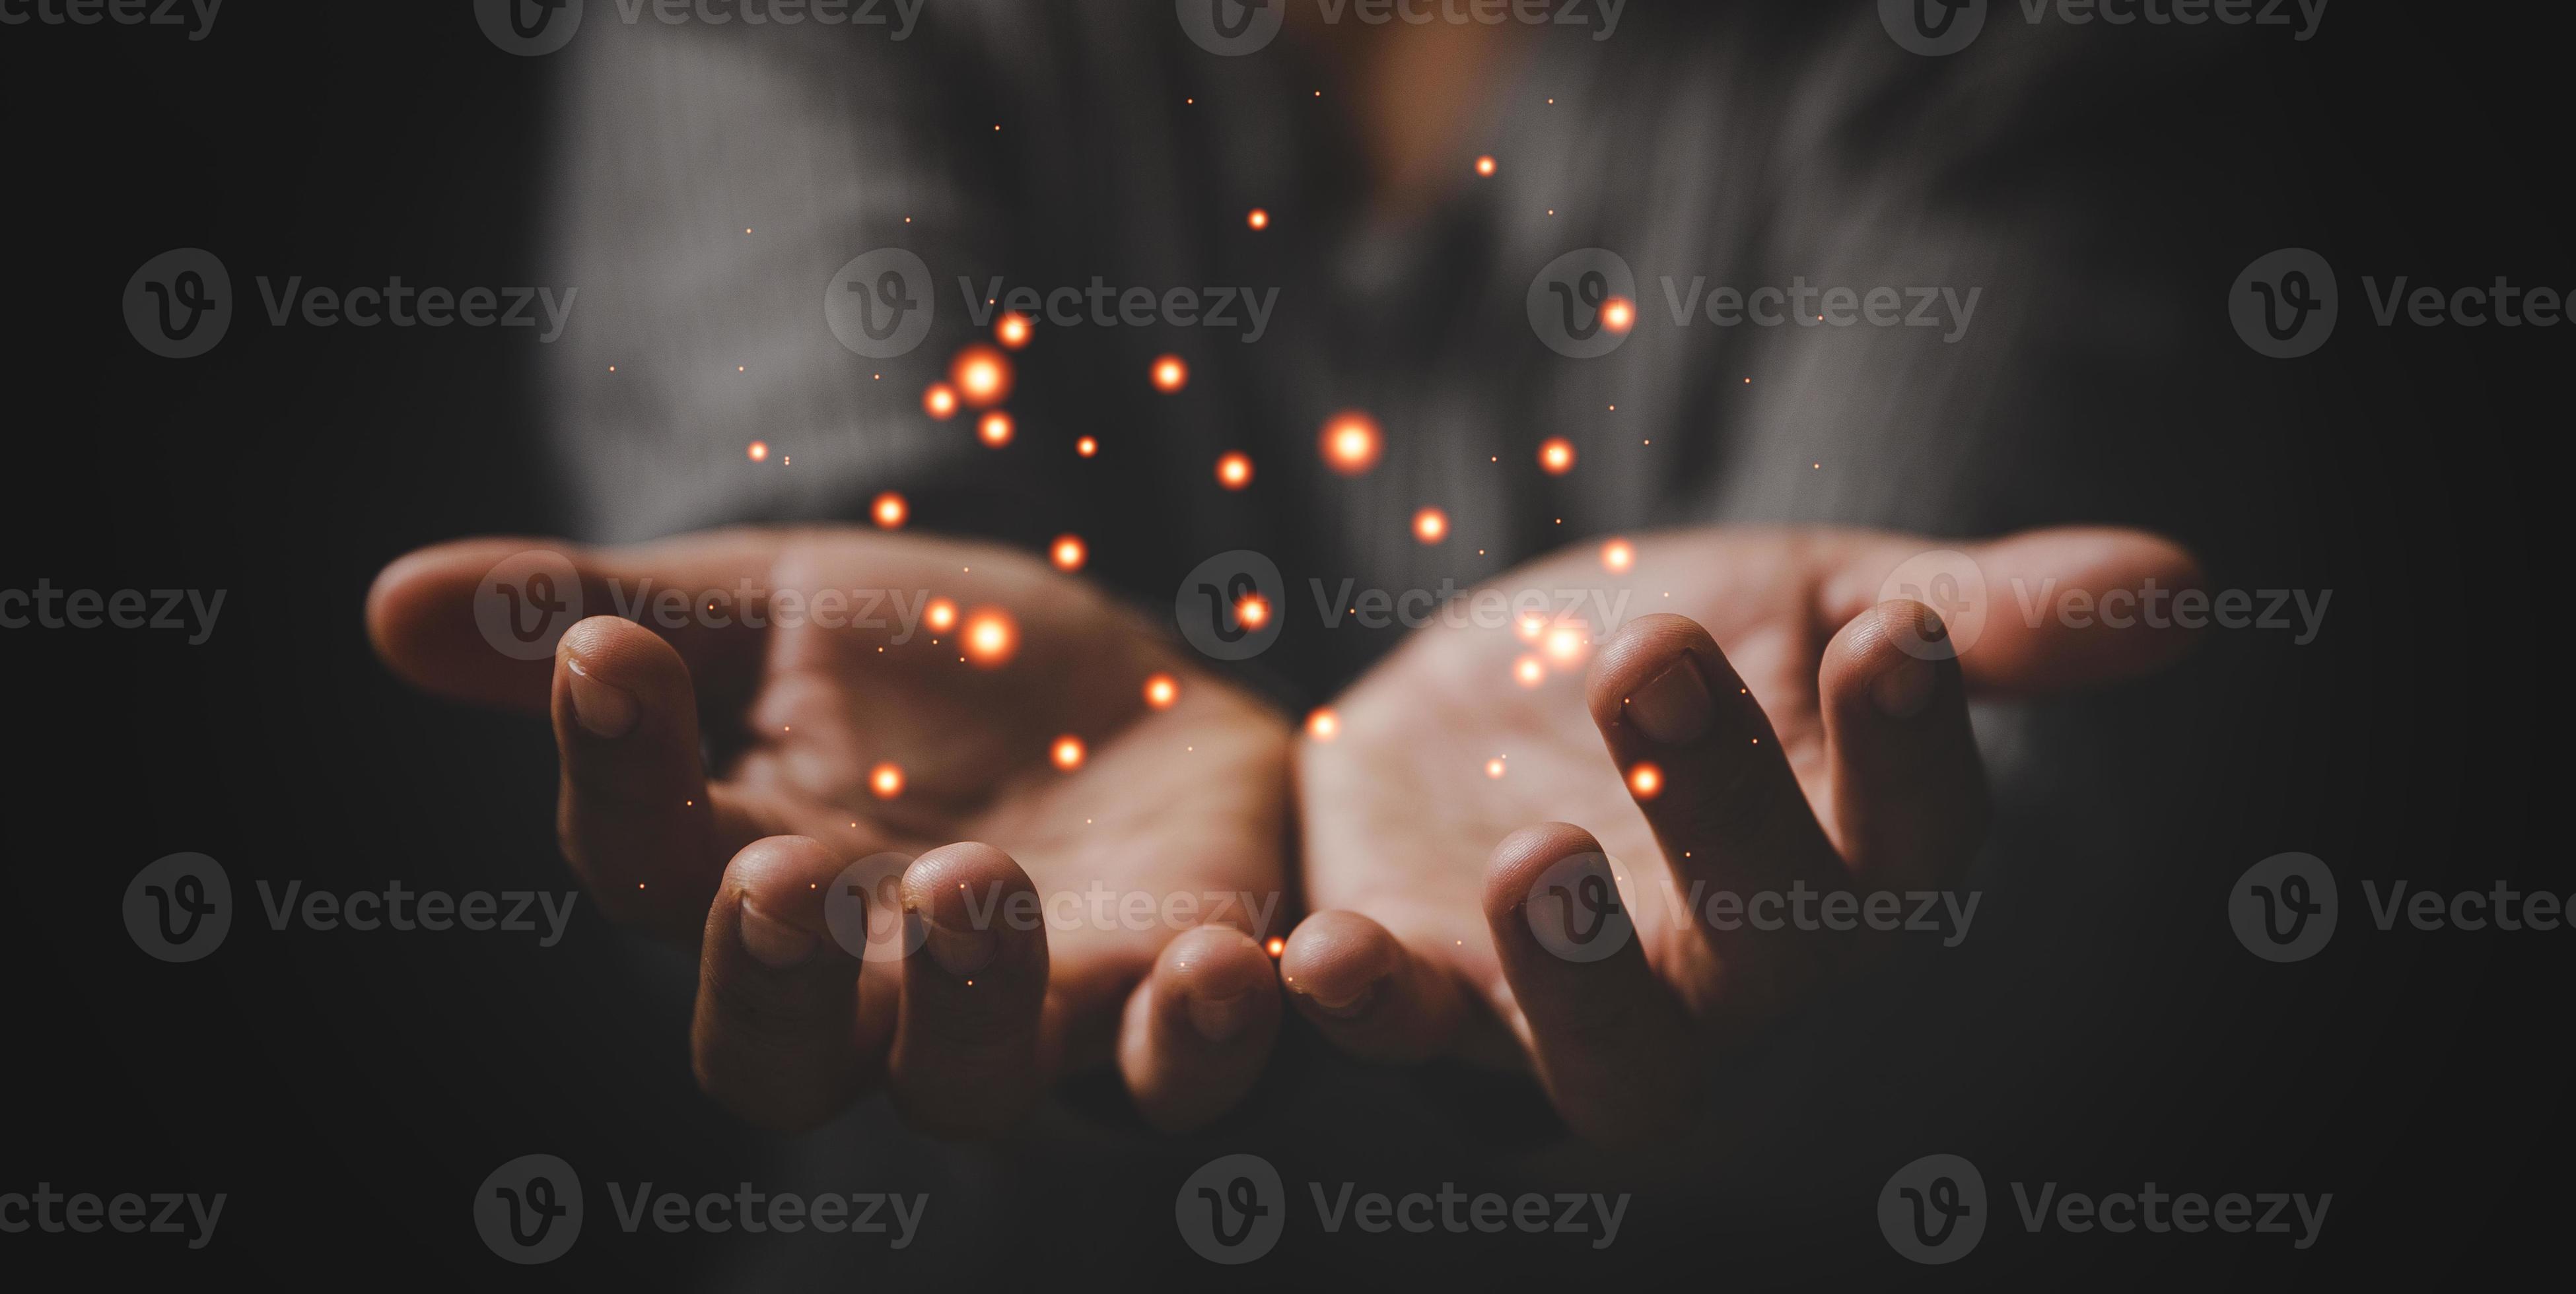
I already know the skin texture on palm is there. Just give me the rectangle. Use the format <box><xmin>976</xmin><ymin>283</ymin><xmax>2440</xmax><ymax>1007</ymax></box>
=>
<box><xmin>1286</xmin><ymin>526</ymin><xmax>2204</xmax><ymax>1143</ymax></box>
<box><xmin>367</xmin><ymin>528</ymin><xmax>1291</xmax><ymax>1136</ymax></box>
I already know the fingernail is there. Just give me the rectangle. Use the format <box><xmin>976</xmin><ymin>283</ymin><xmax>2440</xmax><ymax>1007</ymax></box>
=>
<box><xmin>1187</xmin><ymin>989</ymin><xmax>1256</xmax><ymax>1044</ymax></box>
<box><xmin>1872</xmin><ymin>657</ymin><xmax>1937</xmax><ymax>718</ymax></box>
<box><xmin>738</xmin><ymin>897</ymin><xmax>818</xmax><ymax>970</ymax></box>
<box><xmin>1628</xmin><ymin>654</ymin><xmax>1713</xmax><ymax>744</ymax></box>
<box><xmin>565</xmin><ymin>656</ymin><xmax>639</xmax><ymax>739</ymax></box>
<box><xmin>907</xmin><ymin>906</ymin><xmax>998</xmax><ymax>976</ymax></box>
<box><xmin>1300</xmin><ymin>980</ymin><xmax>1376</xmax><ymax>1020</ymax></box>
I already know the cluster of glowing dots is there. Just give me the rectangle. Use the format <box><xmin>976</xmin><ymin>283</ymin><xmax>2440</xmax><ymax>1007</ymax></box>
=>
<box><xmin>1151</xmin><ymin>354</ymin><xmax>1189</xmax><ymax>393</ymax></box>
<box><xmin>1215</xmin><ymin>452</ymin><xmax>1253</xmax><ymax>490</ymax></box>
<box><xmin>869</xmin><ymin>763</ymin><xmax>905</xmax><ymax>799</ymax></box>
<box><xmin>872</xmin><ymin>492</ymin><xmax>908</xmax><ymax>529</ymax></box>
<box><xmin>1143</xmin><ymin>673</ymin><xmax>1180</xmax><ymax>710</ymax></box>
<box><xmin>1051</xmin><ymin>735</ymin><xmax>1086</xmax><ymax>772</ymax></box>
<box><xmin>1320</xmin><ymin>412</ymin><xmax>1383</xmax><ymax>476</ymax></box>
<box><xmin>1050</xmin><ymin>534</ymin><xmax>1087</xmax><ymax>572</ymax></box>
<box><xmin>1539</xmin><ymin>437</ymin><xmax>1577</xmax><ymax>475</ymax></box>
<box><xmin>1512</xmin><ymin>612</ymin><xmax>1596</xmax><ymax>686</ymax></box>
<box><xmin>961</xmin><ymin>607</ymin><xmax>1018</xmax><ymax>667</ymax></box>
<box><xmin>1412</xmin><ymin>508</ymin><xmax>1449</xmax><ymax>545</ymax></box>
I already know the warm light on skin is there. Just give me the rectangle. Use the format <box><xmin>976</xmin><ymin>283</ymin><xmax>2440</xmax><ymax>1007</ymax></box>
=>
<box><xmin>1539</xmin><ymin>437</ymin><xmax>1577</xmax><ymax>475</ymax></box>
<box><xmin>1601</xmin><ymin>538</ymin><xmax>1634</xmax><ymax>572</ymax></box>
<box><xmin>1050</xmin><ymin>534</ymin><xmax>1086</xmax><ymax>571</ymax></box>
<box><xmin>1235</xmin><ymin>594</ymin><xmax>1271</xmax><ymax>630</ymax></box>
<box><xmin>951</xmin><ymin>345</ymin><xmax>1013</xmax><ymax>407</ymax></box>
<box><xmin>1513</xmin><ymin>655</ymin><xmax>1546</xmax><ymax>688</ymax></box>
<box><xmin>1150</xmin><ymin>354</ymin><xmax>1189</xmax><ymax>393</ymax></box>
<box><xmin>1143</xmin><ymin>673</ymin><xmax>1179</xmax><ymax>709</ymax></box>
<box><xmin>1305</xmin><ymin>708</ymin><xmax>1339</xmax><ymax>741</ymax></box>
<box><xmin>1627</xmin><ymin>762</ymin><xmax>1664</xmax><ymax>799</ymax></box>
<box><xmin>1600</xmin><ymin>297</ymin><xmax>1635</xmax><ymax>333</ymax></box>
<box><xmin>994</xmin><ymin>312</ymin><xmax>1033</xmax><ymax>349</ymax></box>
<box><xmin>962</xmin><ymin>607</ymin><xmax>1019</xmax><ymax>667</ymax></box>
<box><xmin>978</xmin><ymin>411</ymin><xmax>1015</xmax><ymax>447</ymax></box>
<box><xmin>1215</xmin><ymin>452</ymin><xmax>1253</xmax><ymax>489</ymax></box>
<box><xmin>1051</xmin><ymin>735</ymin><xmax>1086</xmax><ymax>771</ymax></box>
<box><xmin>1076</xmin><ymin>436</ymin><xmax>1098</xmax><ymax>458</ymax></box>
<box><xmin>869</xmin><ymin>763</ymin><xmax>905</xmax><ymax>798</ymax></box>
<box><xmin>1545</xmin><ymin>625</ymin><xmax>1589</xmax><ymax>665</ymax></box>
<box><xmin>1515</xmin><ymin>612</ymin><xmax>1547</xmax><ymax>642</ymax></box>
<box><xmin>747</xmin><ymin>441</ymin><xmax>770</xmax><ymax>462</ymax></box>
<box><xmin>1319</xmin><ymin>412</ymin><xmax>1383</xmax><ymax>475</ymax></box>
<box><xmin>924</xmin><ymin>598</ymin><xmax>959</xmax><ymax>634</ymax></box>
<box><xmin>1412</xmin><ymin>508</ymin><xmax>1449</xmax><ymax>544</ymax></box>
<box><xmin>1247</xmin><ymin>208</ymin><xmax>1269</xmax><ymax>230</ymax></box>
<box><xmin>1474</xmin><ymin>154</ymin><xmax>1497</xmax><ymax>176</ymax></box>
<box><xmin>1485</xmin><ymin>757</ymin><xmax>1506</xmax><ymax>779</ymax></box>
<box><xmin>922</xmin><ymin>383</ymin><xmax>959</xmax><ymax>420</ymax></box>
<box><xmin>872</xmin><ymin>492</ymin><xmax>908</xmax><ymax>529</ymax></box>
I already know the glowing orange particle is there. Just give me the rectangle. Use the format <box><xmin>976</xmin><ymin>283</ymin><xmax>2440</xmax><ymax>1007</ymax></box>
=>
<box><xmin>1319</xmin><ymin>411</ymin><xmax>1383</xmax><ymax>476</ymax></box>
<box><xmin>1600</xmin><ymin>297</ymin><xmax>1635</xmax><ymax>334</ymax></box>
<box><xmin>978</xmin><ymin>411</ymin><xmax>1015</xmax><ymax>447</ymax></box>
<box><xmin>1513</xmin><ymin>655</ymin><xmax>1546</xmax><ymax>688</ymax></box>
<box><xmin>1051</xmin><ymin>735</ymin><xmax>1086</xmax><ymax>771</ymax></box>
<box><xmin>1545</xmin><ymin>624</ymin><xmax>1589</xmax><ymax>665</ymax></box>
<box><xmin>1247</xmin><ymin>208</ymin><xmax>1270</xmax><ymax>230</ymax></box>
<box><xmin>922</xmin><ymin>383</ymin><xmax>959</xmax><ymax>420</ymax></box>
<box><xmin>1305</xmin><ymin>708</ymin><xmax>1339</xmax><ymax>741</ymax></box>
<box><xmin>1474</xmin><ymin>154</ymin><xmax>1498</xmax><ymax>176</ymax></box>
<box><xmin>1265</xmin><ymin>936</ymin><xmax>1286</xmax><ymax>957</ymax></box>
<box><xmin>869</xmin><ymin>763</ymin><xmax>905</xmax><ymax>799</ymax></box>
<box><xmin>994</xmin><ymin>312</ymin><xmax>1033</xmax><ymax>349</ymax></box>
<box><xmin>1150</xmin><ymin>354</ymin><xmax>1189</xmax><ymax>393</ymax></box>
<box><xmin>924</xmin><ymin>597</ymin><xmax>959</xmax><ymax>634</ymax></box>
<box><xmin>1076</xmin><ymin>436</ymin><xmax>1099</xmax><ymax>458</ymax></box>
<box><xmin>951</xmin><ymin>345</ymin><xmax>1014</xmax><ymax>407</ymax></box>
<box><xmin>1143</xmin><ymin>673</ymin><xmax>1179</xmax><ymax>710</ymax></box>
<box><xmin>1050</xmin><ymin>534</ymin><xmax>1087</xmax><ymax>572</ymax></box>
<box><xmin>1412</xmin><ymin>507</ymin><xmax>1449</xmax><ymax>545</ymax></box>
<box><xmin>1235</xmin><ymin>593</ymin><xmax>1271</xmax><ymax>630</ymax></box>
<box><xmin>1601</xmin><ymin>538</ymin><xmax>1635</xmax><ymax>572</ymax></box>
<box><xmin>872</xmin><ymin>492</ymin><xmax>909</xmax><ymax>529</ymax></box>
<box><xmin>1627</xmin><ymin>762</ymin><xmax>1664</xmax><ymax>800</ymax></box>
<box><xmin>1515</xmin><ymin>612</ymin><xmax>1547</xmax><ymax>643</ymax></box>
<box><xmin>1215</xmin><ymin>452</ymin><xmax>1254</xmax><ymax>490</ymax></box>
<box><xmin>746</xmin><ymin>440</ymin><xmax>770</xmax><ymax>462</ymax></box>
<box><xmin>961</xmin><ymin>607</ymin><xmax>1019</xmax><ymax>667</ymax></box>
<box><xmin>1539</xmin><ymin>437</ymin><xmax>1577</xmax><ymax>475</ymax></box>
<box><xmin>1485</xmin><ymin>757</ymin><xmax>1507</xmax><ymax>780</ymax></box>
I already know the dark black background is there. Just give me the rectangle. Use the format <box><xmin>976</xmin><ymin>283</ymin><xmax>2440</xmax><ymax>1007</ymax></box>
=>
<box><xmin>2</xmin><ymin>1</ymin><xmax>2566</xmax><ymax>1287</ymax></box>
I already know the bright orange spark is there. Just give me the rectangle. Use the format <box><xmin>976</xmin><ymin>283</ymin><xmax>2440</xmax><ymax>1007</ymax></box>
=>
<box><xmin>1150</xmin><ymin>354</ymin><xmax>1189</xmax><ymax>393</ymax></box>
<box><xmin>1305</xmin><ymin>708</ymin><xmax>1340</xmax><ymax>741</ymax></box>
<box><xmin>746</xmin><ymin>440</ymin><xmax>770</xmax><ymax>462</ymax></box>
<box><xmin>1215</xmin><ymin>452</ymin><xmax>1254</xmax><ymax>490</ymax></box>
<box><xmin>1513</xmin><ymin>655</ymin><xmax>1546</xmax><ymax>688</ymax></box>
<box><xmin>1051</xmin><ymin>735</ymin><xmax>1086</xmax><ymax>771</ymax></box>
<box><xmin>869</xmin><ymin>763</ymin><xmax>905</xmax><ymax>798</ymax></box>
<box><xmin>872</xmin><ymin>492</ymin><xmax>909</xmax><ymax>529</ymax></box>
<box><xmin>1319</xmin><ymin>411</ymin><xmax>1383</xmax><ymax>476</ymax></box>
<box><xmin>1412</xmin><ymin>507</ymin><xmax>1449</xmax><ymax>544</ymax></box>
<box><xmin>922</xmin><ymin>383</ymin><xmax>959</xmax><ymax>420</ymax></box>
<box><xmin>1247</xmin><ymin>208</ymin><xmax>1270</xmax><ymax>230</ymax></box>
<box><xmin>1076</xmin><ymin>436</ymin><xmax>1099</xmax><ymax>458</ymax></box>
<box><xmin>1627</xmin><ymin>762</ymin><xmax>1664</xmax><ymax>799</ymax></box>
<box><xmin>951</xmin><ymin>345</ymin><xmax>1013</xmax><ymax>407</ymax></box>
<box><xmin>1050</xmin><ymin>534</ymin><xmax>1087</xmax><ymax>571</ymax></box>
<box><xmin>924</xmin><ymin>597</ymin><xmax>959</xmax><ymax>634</ymax></box>
<box><xmin>961</xmin><ymin>607</ymin><xmax>1019</xmax><ymax>667</ymax></box>
<box><xmin>994</xmin><ymin>312</ymin><xmax>1033</xmax><ymax>349</ymax></box>
<box><xmin>1600</xmin><ymin>538</ymin><xmax>1634</xmax><ymax>572</ymax></box>
<box><xmin>978</xmin><ymin>411</ymin><xmax>1015</xmax><ymax>447</ymax></box>
<box><xmin>1539</xmin><ymin>437</ymin><xmax>1577</xmax><ymax>475</ymax></box>
<box><xmin>1142</xmin><ymin>673</ymin><xmax>1179</xmax><ymax>710</ymax></box>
